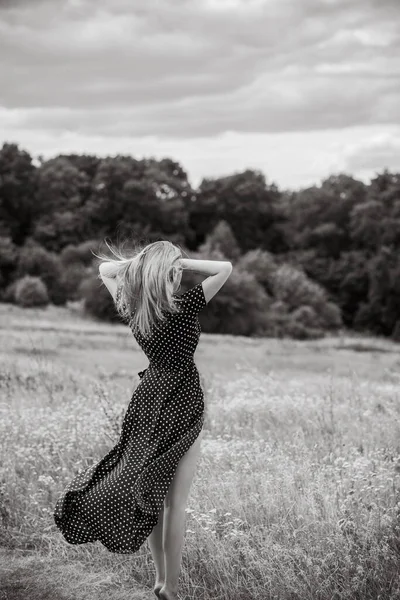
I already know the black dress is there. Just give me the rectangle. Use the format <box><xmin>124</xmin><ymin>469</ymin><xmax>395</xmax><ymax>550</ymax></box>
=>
<box><xmin>53</xmin><ymin>282</ymin><xmax>207</xmax><ymax>554</ymax></box>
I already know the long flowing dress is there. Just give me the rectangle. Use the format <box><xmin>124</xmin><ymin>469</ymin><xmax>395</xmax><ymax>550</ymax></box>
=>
<box><xmin>53</xmin><ymin>282</ymin><xmax>207</xmax><ymax>554</ymax></box>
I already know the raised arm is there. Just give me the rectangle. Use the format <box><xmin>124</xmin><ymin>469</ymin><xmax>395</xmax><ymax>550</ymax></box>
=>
<box><xmin>181</xmin><ymin>258</ymin><xmax>232</xmax><ymax>304</ymax></box>
<box><xmin>98</xmin><ymin>261</ymin><xmax>120</xmax><ymax>301</ymax></box>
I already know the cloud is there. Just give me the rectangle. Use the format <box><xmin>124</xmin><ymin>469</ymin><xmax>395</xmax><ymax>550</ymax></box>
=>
<box><xmin>343</xmin><ymin>133</ymin><xmax>400</xmax><ymax>173</ymax></box>
<box><xmin>0</xmin><ymin>0</ymin><xmax>399</xmax><ymax>139</ymax></box>
<box><xmin>1</xmin><ymin>0</ymin><xmax>400</xmax><ymax>190</ymax></box>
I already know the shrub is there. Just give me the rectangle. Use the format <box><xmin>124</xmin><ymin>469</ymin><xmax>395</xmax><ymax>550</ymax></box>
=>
<box><xmin>391</xmin><ymin>320</ymin><xmax>400</xmax><ymax>342</ymax></box>
<box><xmin>192</xmin><ymin>248</ymin><xmax>272</xmax><ymax>336</ymax></box>
<box><xmin>0</xmin><ymin>236</ymin><xmax>18</xmax><ymax>271</ymax></box>
<box><xmin>317</xmin><ymin>301</ymin><xmax>343</xmax><ymax>330</ymax></box>
<box><xmin>271</xmin><ymin>264</ymin><xmax>327</xmax><ymax>311</ymax></box>
<box><xmin>60</xmin><ymin>263</ymin><xmax>92</xmax><ymax>301</ymax></box>
<box><xmin>291</xmin><ymin>305</ymin><xmax>318</xmax><ymax>328</ymax></box>
<box><xmin>14</xmin><ymin>276</ymin><xmax>49</xmax><ymax>307</ymax></box>
<box><xmin>2</xmin><ymin>280</ymin><xmax>18</xmax><ymax>303</ymax></box>
<box><xmin>15</xmin><ymin>241</ymin><xmax>67</xmax><ymax>305</ymax></box>
<box><xmin>210</xmin><ymin>270</ymin><xmax>271</xmax><ymax>336</ymax></box>
<box><xmin>271</xmin><ymin>263</ymin><xmax>343</xmax><ymax>331</ymax></box>
<box><xmin>236</xmin><ymin>248</ymin><xmax>278</xmax><ymax>293</ymax></box>
<box><xmin>198</xmin><ymin>220</ymin><xmax>242</xmax><ymax>261</ymax></box>
<box><xmin>80</xmin><ymin>275</ymin><xmax>120</xmax><ymax>322</ymax></box>
<box><xmin>60</xmin><ymin>240</ymin><xmax>99</xmax><ymax>267</ymax></box>
<box><xmin>269</xmin><ymin>300</ymin><xmax>289</xmax><ymax>315</ymax></box>
<box><xmin>285</xmin><ymin>318</ymin><xmax>325</xmax><ymax>340</ymax></box>
<box><xmin>0</xmin><ymin>236</ymin><xmax>19</xmax><ymax>298</ymax></box>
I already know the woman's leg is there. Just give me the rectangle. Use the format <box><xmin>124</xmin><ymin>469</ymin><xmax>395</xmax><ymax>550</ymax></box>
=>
<box><xmin>148</xmin><ymin>504</ymin><xmax>165</xmax><ymax>595</ymax></box>
<box><xmin>160</xmin><ymin>429</ymin><xmax>203</xmax><ymax>600</ymax></box>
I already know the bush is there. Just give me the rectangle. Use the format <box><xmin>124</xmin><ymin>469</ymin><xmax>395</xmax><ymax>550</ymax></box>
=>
<box><xmin>58</xmin><ymin>241</ymin><xmax>100</xmax><ymax>301</ymax></box>
<box><xmin>60</xmin><ymin>263</ymin><xmax>92</xmax><ymax>301</ymax></box>
<box><xmin>236</xmin><ymin>248</ymin><xmax>278</xmax><ymax>293</ymax></box>
<box><xmin>271</xmin><ymin>264</ymin><xmax>327</xmax><ymax>311</ymax></box>
<box><xmin>2</xmin><ymin>280</ymin><xmax>18</xmax><ymax>303</ymax></box>
<box><xmin>60</xmin><ymin>240</ymin><xmax>99</xmax><ymax>267</ymax></box>
<box><xmin>269</xmin><ymin>300</ymin><xmax>290</xmax><ymax>316</ymax></box>
<box><xmin>198</xmin><ymin>220</ymin><xmax>242</xmax><ymax>261</ymax></box>
<box><xmin>291</xmin><ymin>305</ymin><xmax>318</xmax><ymax>328</ymax></box>
<box><xmin>391</xmin><ymin>320</ymin><xmax>400</xmax><ymax>342</ymax></box>
<box><xmin>260</xmin><ymin>303</ymin><xmax>325</xmax><ymax>340</ymax></box>
<box><xmin>284</xmin><ymin>318</ymin><xmax>325</xmax><ymax>340</ymax></box>
<box><xmin>15</xmin><ymin>241</ymin><xmax>67</xmax><ymax>305</ymax></box>
<box><xmin>14</xmin><ymin>276</ymin><xmax>49</xmax><ymax>307</ymax></box>
<box><xmin>192</xmin><ymin>248</ymin><xmax>272</xmax><ymax>336</ymax></box>
<box><xmin>317</xmin><ymin>301</ymin><xmax>343</xmax><ymax>330</ymax></box>
<box><xmin>0</xmin><ymin>236</ymin><xmax>18</xmax><ymax>271</ymax></box>
<box><xmin>210</xmin><ymin>270</ymin><xmax>271</xmax><ymax>336</ymax></box>
<box><xmin>271</xmin><ymin>263</ymin><xmax>343</xmax><ymax>331</ymax></box>
<box><xmin>0</xmin><ymin>236</ymin><xmax>19</xmax><ymax>298</ymax></box>
<box><xmin>80</xmin><ymin>275</ymin><xmax>121</xmax><ymax>322</ymax></box>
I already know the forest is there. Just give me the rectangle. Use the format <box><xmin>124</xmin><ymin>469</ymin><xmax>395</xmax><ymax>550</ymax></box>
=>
<box><xmin>1</xmin><ymin>141</ymin><xmax>400</xmax><ymax>340</ymax></box>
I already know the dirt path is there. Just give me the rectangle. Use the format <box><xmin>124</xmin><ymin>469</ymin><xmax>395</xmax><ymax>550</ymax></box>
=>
<box><xmin>0</xmin><ymin>548</ymin><xmax>154</xmax><ymax>600</ymax></box>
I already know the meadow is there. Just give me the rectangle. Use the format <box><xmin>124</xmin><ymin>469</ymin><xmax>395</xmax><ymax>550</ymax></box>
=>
<box><xmin>0</xmin><ymin>303</ymin><xmax>399</xmax><ymax>600</ymax></box>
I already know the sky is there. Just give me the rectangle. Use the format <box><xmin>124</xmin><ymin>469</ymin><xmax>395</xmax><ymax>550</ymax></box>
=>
<box><xmin>1</xmin><ymin>0</ymin><xmax>399</xmax><ymax>190</ymax></box>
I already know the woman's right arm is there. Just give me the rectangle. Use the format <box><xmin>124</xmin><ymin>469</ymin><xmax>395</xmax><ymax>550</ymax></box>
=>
<box><xmin>180</xmin><ymin>258</ymin><xmax>232</xmax><ymax>304</ymax></box>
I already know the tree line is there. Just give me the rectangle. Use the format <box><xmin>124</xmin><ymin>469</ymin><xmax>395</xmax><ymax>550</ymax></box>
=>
<box><xmin>1</xmin><ymin>141</ymin><xmax>399</xmax><ymax>340</ymax></box>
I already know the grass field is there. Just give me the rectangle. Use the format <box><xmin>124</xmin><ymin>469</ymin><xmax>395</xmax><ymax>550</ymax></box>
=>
<box><xmin>1</xmin><ymin>303</ymin><xmax>400</xmax><ymax>600</ymax></box>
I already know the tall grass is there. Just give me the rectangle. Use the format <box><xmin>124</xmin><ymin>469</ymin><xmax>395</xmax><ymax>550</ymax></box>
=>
<box><xmin>0</xmin><ymin>304</ymin><xmax>399</xmax><ymax>599</ymax></box>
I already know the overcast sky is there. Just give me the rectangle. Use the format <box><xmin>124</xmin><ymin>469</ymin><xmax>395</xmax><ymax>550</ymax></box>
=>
<box><xmin>1</xmin><ymin>0</ymin><xmax>399</xmax><ymax>190</ymax></box>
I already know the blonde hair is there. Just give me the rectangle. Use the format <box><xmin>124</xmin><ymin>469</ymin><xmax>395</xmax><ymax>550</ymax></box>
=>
<box><xmin>93</xmin><ymin>239</ymin><xmax>185</xmax><ymax>337</ymax></box>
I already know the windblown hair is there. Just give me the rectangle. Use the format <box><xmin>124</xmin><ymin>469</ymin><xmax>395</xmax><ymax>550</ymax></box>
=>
<box><xmin>93</xmin><ymin>239</ymin><xmax>185</xmax><ymax>337</ymax></box>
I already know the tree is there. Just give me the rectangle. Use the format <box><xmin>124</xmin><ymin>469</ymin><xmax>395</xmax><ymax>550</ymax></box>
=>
<box><xmin>59</xmin><ymin>240</ymin><xmax>99</xmax><ymax>301</ymax></box>
<box><xmin>192</xmin><ymin>169</ymin><xmax>288</xmax><ymax>253</ymax></box>
<box><xmin>198</xmin><ymin>220</ymin><xmax>242</xmax><ymax>261</ymax></box>
<box><xmin>81</xmin><ymin>275</ymin><xmax>121</xmax><ymax>322</ymax></box>
<box><xmin>349</xmin><ymin>201</ymin><xmax>385</xmax><ymax>251</ymax></box>
<box><xmin>359</xmin><ymin>248</ymin><xmax>400</xmax><ymax>336</ymax></box>
<box><xmin>328</xmin><ymin>251</ymin><xmax>369</xmax><ymax>327</ymax></box>
<box><xmin>284</xmin><ymin>174</ymin><xmax>367</xmax><ymax>256</ymax></box>
<box><xmin>0</xmin><ymin>143</ymin><xmax>38</xmax><ymax>244</ymax></box>
<box><xmin>82</xmin><ymin>156</ymin><xmax>191</xmax><ymax>244</ymax></box>
<box><xmin>270</xmin><ymin>263</ymin><xmax>342</xmax><ymax>330</ymax></box>
<box><xmin>236</xmin><ymin>248</ymin><xmax>279</xmax><ymax>295</ymax></box>
<box><xmin>198</xmin><ymin>267</ymin><xmax>272</xmax><ymax>336</ymax></box>
<box><xmin>32</xmin><ymin>156</ymin><xmax>91</xmax><ymax>251</ymax></box>
<box><xmin>0</xmin><ymin>236</ymin><xmax>18</xmax><ymax>294</ymax></box>
<box><xmin>59</xmin><ymin>154</ymin><xmax>101</xmax><ymax>183</ymax></box>
<box><xmin>15</xmin><ymin>241</ymin><xmax>67</xmax><ymax>305</ymax></box>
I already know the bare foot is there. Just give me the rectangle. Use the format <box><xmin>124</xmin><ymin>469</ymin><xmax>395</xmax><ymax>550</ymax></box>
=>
<box><xmin>159</xmin><ymin>586</ymin><xmax>179</xmax><ymax>600</ymax></box>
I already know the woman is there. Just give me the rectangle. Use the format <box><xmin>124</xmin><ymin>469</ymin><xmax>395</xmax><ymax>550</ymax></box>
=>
<box><xmin>53</xmin><ymin>239</ymin><xmax>232</xmax><ymax>600</ymax></box>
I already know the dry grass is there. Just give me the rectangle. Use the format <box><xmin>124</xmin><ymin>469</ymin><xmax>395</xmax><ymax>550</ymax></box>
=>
<box><xmin>0</xmin><ymin>303</ymin><xmax>400</xmax><ymax>600</ymax></box>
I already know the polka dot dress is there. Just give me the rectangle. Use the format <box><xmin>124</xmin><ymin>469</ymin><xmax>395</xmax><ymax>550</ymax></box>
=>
<box><xmin>53</xmin><ymin>283</ymin><xmax>207</xmax><ymax>554</ymax></box>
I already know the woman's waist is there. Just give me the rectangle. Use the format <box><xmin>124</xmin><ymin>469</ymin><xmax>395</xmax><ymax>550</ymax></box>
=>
<box><xmin>138</xmin><ymin>360</ymin><xmax>196</xmax><ymax>378</ymax></box>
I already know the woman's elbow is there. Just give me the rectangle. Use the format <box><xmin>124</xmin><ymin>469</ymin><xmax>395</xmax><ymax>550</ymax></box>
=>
<box><xmin>224</xmin><ymin>261</ymin><xmax>233</xmax><ymax>273</ymax></box>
